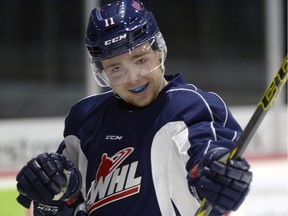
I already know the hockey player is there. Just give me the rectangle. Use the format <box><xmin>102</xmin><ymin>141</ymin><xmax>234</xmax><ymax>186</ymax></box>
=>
<box><xmin>16</xmin><ymin>0</ymin><xmax>252</xmax><ymax>215</ymax></box>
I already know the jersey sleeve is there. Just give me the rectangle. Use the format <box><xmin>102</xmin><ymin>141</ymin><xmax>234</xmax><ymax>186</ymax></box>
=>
<box><xmin>164</xmin><ymin>86</ymin><xmax>242</xmax><ymax>170</ymax></box>
<box><xmin>188</xmin><ymin>91</ymin><xmax>242</xmax><ymax>168</ymax></box>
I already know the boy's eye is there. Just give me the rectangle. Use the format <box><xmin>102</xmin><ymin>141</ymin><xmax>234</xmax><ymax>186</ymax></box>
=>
<box><xmin>112</xmin><ymin>67</ymin><xmax>122</xmax><ymax>72</ymax></box>
<box><xmin>136</xmin><ymin>58</ymin><xmax>146</xmax><ymax>64</ymax></box>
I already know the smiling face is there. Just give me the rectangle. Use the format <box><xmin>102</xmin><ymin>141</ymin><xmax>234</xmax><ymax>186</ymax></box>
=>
<box><xmin>101</xmin><ymin>43</ymin><xmax>168</xmax><ymax>107</ymax></box>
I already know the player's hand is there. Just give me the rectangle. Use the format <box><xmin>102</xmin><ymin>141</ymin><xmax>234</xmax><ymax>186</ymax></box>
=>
<box><xmin>188</xmin><ymin>147</ymin><xmax>252</xmax><ymax>215</ymax></box>
<box><xmin>16</xmin><ymin>152</ymin><xmax>82</xmax><ymax>207</ymax></box>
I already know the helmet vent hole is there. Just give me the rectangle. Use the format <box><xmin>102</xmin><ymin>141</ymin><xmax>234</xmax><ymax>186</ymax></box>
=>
<box><xmin>133</xmin><ymin>28</ymin><xmax>143</xmax><ymax>39</ymax></box>
<box><xmin>87</xmin><ymin>46</ymin><xmax>101</xmax><ymax>54</ymax></box>
<box><xmin>104</xmin><ymin>25</ymin><xmax>119</xmax><ymax>32</ymax></box>
<box><xmin>130</xmin><ymin>17</ymin><xmax>137</xmax><ymax>24</ymax></box>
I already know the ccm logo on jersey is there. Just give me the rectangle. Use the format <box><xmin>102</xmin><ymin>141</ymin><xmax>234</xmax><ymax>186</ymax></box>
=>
<box><xmin>105</xmin><ymin>135</ymin><xmax>123</xmax><ymax>140</ymax></box>
<box><xmin>104</xmin><ymin>33</ymin><xmax>127</xmax><ymax>46</ymax></box>
<box><xmin>87</xmin><ymin>147</ymin><xmax>142</xmax><ymax>214</ymax></box>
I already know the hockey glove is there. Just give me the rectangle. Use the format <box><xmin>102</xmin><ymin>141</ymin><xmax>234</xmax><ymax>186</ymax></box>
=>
<box><xmin>16</xmin><ymin>152</ymin><xmax>82</xmax><ymax>210</ymax></box>
<box><xmin>188</xmin><ymin>147</ymin><xmax>252</xmax><ymax>216</ymax></box>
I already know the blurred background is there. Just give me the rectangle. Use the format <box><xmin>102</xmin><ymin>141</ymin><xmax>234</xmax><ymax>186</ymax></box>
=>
<box><xmin>0</xmin><ymin>0</ymin><xmax>287</xmax><ymax>215</ymax></box>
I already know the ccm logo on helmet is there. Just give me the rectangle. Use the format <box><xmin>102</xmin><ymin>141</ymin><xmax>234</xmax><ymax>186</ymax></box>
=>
<box><xmin>104</xmin><ymin>33</ymin><xmax>127</xmax><ymax>46</ymax></box>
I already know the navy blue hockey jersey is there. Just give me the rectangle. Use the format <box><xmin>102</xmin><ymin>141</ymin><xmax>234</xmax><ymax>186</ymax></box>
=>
<box><xmin>56</xmin><ymin>73</ymin><xmax>242</xmax><ymax>216</ymax></box>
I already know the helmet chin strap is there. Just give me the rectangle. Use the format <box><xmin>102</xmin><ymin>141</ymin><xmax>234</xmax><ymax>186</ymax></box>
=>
<box><xmin>157</xmin><ymin>64</ymin><xmax>166</xmax><ymax>94</ymax></box>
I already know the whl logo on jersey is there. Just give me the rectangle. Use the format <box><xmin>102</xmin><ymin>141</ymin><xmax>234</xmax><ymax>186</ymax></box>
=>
<box><xmin>87</xmin><ymin>147</ymin><xmax>142</xmax><ymax>214</ymax></box>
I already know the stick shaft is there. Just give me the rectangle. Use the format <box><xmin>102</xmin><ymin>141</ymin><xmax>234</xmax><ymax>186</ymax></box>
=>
<box><xmin>230</xmin><ymin>54</ymin><xmax>287</xmax><ymax>160</ymax></box>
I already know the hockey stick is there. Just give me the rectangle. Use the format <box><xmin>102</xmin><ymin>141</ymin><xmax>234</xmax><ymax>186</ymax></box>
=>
<box><xmin>194</xmin><ymin>54</ymin><xmax>288</xmax><ymax>216</ymax></box>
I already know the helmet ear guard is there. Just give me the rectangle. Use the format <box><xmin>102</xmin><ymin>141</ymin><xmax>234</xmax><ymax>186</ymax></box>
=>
<box><xmin>154</xmin><ymin>32</ymin><xmax>167</xmax><ymax>72</ymax></box>
<box><xmin>90</xmin><ymin>62</ymin><xmax>109</xmax><ymax>87</ymax></box>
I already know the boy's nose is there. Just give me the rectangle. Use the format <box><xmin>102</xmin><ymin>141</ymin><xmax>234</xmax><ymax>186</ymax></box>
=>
<box><xmin>126</xmin><ymin>65</ymin><xmax>144</xmax><ymax>82</ymax></box>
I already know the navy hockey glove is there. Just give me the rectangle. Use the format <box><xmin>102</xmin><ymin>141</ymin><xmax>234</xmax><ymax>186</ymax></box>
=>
<box><xmin>188</xmin><ymin>147</ymin><xmax>252</xmax><ymax>216</ymax></box>
<box><xmin>16</xmin><ymin>153</ymin><xmax>82</xmax><ymax>210</ymax></box>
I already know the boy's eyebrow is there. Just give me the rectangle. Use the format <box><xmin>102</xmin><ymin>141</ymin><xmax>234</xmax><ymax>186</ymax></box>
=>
<box><xmin>104</xmin><ymin>62</ymin><xmax>121</xmax><ymax>70</ymax></box>
<box><xmin>131</xmin><ymin>51</ymin><xmax>150</xmax><ymax>60</ymax></box>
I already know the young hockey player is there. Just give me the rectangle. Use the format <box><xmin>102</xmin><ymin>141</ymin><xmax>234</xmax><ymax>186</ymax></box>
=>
<box><xmin>16</xmin><ymin>0</ymin><xmax>252</xmax><ymax>215</ymax></box>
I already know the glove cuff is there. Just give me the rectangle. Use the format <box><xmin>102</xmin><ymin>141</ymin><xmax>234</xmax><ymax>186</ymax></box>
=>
<box><xmin>199</xmin><ymin>147</ymin><xmax>230</xmax><ymax>169</ymax></box>
<box><xmin>61</xmin><ymin>168</ymin><xmax>82</xmax><ymax>205</ymax></box>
